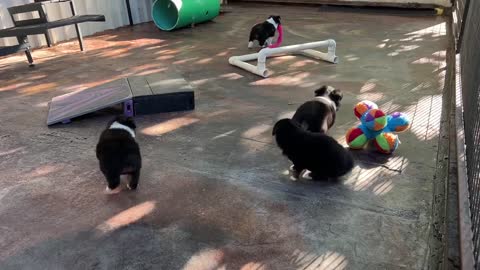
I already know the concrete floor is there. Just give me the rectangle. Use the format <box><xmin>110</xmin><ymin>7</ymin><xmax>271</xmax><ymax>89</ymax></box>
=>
<box><xmin>0</xmin><ymin>4</ymin><xmax>448</xmax><ymax>269</ymax></box>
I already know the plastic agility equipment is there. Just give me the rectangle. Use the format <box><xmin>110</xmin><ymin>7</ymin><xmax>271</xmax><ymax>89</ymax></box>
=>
<box><xmin>229</xmin><ymin>39</ymin><xmax>338</xmax><ymax>78</ymax></box>
<box><xmin>152</xmin><ymin>0</ymin><xmax>220</xmax><ymax>31</ymax></box>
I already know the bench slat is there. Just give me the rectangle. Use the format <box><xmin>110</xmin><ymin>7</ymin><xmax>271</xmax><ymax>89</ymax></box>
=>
<box><xmin>7</xmin><ymin>3</ymin><xmax>44</xmax><ymax>14</ymax></box>
<box><xmin>0</xmin><ymin>15</ymin><xmax>106</xmax><ymax>38</ymax></box>
<box><xmin>46</xmin><ymin>15</ymin><xmax>105</xmax><ymax>29</ymax></box>
<box><xmin>14</xmin><ymin>18</ymin><xmax>48</xmax><ymax>27</ymax></box>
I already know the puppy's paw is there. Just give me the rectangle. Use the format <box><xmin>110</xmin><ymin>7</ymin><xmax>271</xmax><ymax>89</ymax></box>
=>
<box><xmin>289</xmin><ymin>165</ymin><xmax>295</xmax><ymax>172</ymax></box>
<box><xmin>289</xmin><ymin>175</ymin><xmax>299</xmax><ymax>181</ymax></box>
<box><xmin>289</xmin><ymin>165</ymin><xmax>302</xmax><ymax>179</ymax></box>
<box><xmin>292</xmin><ymin>170</ymin><xmax>302</xmax><ymax>180</ymax></box>
<box><xmin>105</xmin><ymin>186</ymin><xmax>122</xmax><ymax>194</ymax></box>
<box><xmin>126</xmin><ymin>183</ymin><xmax>138</xmax><ymax>190</ymax></box>
<box><xmin>248</xmin><ymin>41</ymin><xmax>254</xmax><ymax>48</ymax></box>
<box><xmin>302</xmin><ymin>170</ymin><xmax>313</xmax><ymax>180</ymax></box>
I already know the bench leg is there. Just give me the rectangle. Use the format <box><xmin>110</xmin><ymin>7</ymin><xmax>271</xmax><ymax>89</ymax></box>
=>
<box><xmin>44</xmin><ymin>31</ymin><xmax>52</xmax><ymax>47</ymax></box>
<box><xmin>25</xmin><ymin>48</ymin><xmax>34</xmax><ymax>67</ymax></box>
<box><xmin>126</xmin><ymin>0</ymin><xmax>134</xmax><ymax>26</ymax></box>
<box><xmin>17</xmin><ymin>36</ymin><xmax>34</xmax><ymax>67</ymax></box>
<box><xmin>74</xmin><ymin>24</ymin><xmax>84</xmax><ymax>51</ymax></box>
<box><xmin>69</xmin><ymin>0</ymin><xmax>84</xmax><ymax>51</ymax></box>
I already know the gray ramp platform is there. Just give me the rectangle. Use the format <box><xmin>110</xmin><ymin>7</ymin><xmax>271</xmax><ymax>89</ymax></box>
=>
<box><xmin>47</xmin><ymin>79</ymin><xmax>132</xmax><ymax>125</ymax></box>
<box><xmin>46</xmin><ymin>72</ymin><xmax>195</xmax><ymax>126</ymax></box>
<box><xmin>131</xmin><ymin>72</ymin><xmax>195</xmax><ymax>115</ymax></box>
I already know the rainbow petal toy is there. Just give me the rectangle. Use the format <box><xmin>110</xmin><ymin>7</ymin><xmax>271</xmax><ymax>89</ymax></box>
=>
<box><xmin>346</xmin><ymin>100</ymin><xmax>410</xmax><ymax>154</ymax></box>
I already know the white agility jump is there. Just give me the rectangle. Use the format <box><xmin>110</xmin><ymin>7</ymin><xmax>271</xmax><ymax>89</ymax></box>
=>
<box><xmin>228</xmin><ymin>39</ymin><xmax>338</xmax><ymax>78</ymax></box>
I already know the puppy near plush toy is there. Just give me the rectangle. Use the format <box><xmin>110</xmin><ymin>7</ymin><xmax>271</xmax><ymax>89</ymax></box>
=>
<box><xmin>272</xmin><ymin>118</ymin><xmax>354</xmax><ymax>181</ymax></box>
<box><xmin>292</xmin><ymin>85</ymin><xmax>343</xmax><ymax>134</ymax></box>
<box><xmin>248</xmin><ymin>15</ymin><xmax>281</xmax><ymax>48</ymax></box>
<box><xmin>96</xmin><ymin>115</ymin><xmax>142</xmax><ymax>194</ymax></box>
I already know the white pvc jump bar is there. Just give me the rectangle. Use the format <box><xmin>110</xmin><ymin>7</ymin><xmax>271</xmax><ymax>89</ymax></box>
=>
<box><xmin>229</xmin><ymin>39</ymin><xmax>338</xmax><ymax>78</ymax></box>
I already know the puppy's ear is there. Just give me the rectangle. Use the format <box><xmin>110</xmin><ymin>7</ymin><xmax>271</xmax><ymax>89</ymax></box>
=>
<box><xmin>109</xmin><ymin>115</ymin><xmax>123</xmax><ymax>126</ymax></box>
<box><xmin>329</xmin><ymin>89</ymin><xmax>343</xmax><ymax>107</ymax></box>
<box><xmin>314</xmin><ymin>85</ymin><xmax>328</xmax><ymax>97</ymax></box>
<box><xmin>274</xmin><ymin>16</ymin><xmax>281</xmax><ymax>25</ymax></box>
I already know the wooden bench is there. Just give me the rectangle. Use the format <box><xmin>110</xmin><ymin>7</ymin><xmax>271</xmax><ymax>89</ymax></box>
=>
<box><xmin>0</xmin><ymin>0</ymin><xmax>105</xmax><ymax>66</ymax></box>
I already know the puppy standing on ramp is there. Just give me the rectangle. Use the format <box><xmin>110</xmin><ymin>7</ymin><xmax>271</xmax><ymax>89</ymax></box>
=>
<box><xmin>96</xmin><ymin>116</ymin><xmax>142</xmax><ymax>194</ymax></box>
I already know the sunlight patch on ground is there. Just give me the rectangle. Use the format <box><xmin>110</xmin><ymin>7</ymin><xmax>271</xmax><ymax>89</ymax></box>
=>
<box><xmin>388</xmin><ymin>45</ymin><xmax>421</xmax><ymax>56</ymax></box>
<box><xmin>360</xmin><ymin>79</ymin><xmax>377</xmax><ymax>93</ymax></box>
<box><xmin>291</xmin><ymin>249</ymin><xmax>348</xmax><ymax>270</ymax></box>
<box><xmin>220</xmin><ymin>73</ymin><xmax>244</xmax><ymax>80</ymax></box>
<box><xmin>212</xmin><ymin>129</ymin><xmax>237</xmax><ymax>140</ymax></box>
<box><xmin>345</xmin><ymin>156</ymin><xmax>408</xmax><ymax>195</ymax></box>
<box><xmin>0</xmin><ymin>82</ymin><xmax>32</xmax><ymax>92</ymax></box>
<box><xmin>19</xmin><ymin>82</ymin><xmax>57</xmax><ymax>96</ymax></box>
<box><xmin>240</xmin><ymin>262</ymin><xmax>266</xmax><ymax>270</ymax></box>
<box><xmin>251</xmin><ymin>72</ymin><xmax>311</xmax><ymax>86</ymax></box>
<box><xmin>358</xmin><ymin>92</ymin><xmax>384</xmax><ymax>102</ymax></box>
<box><xmin>196</xmin><ymin>58</ymin><xmax>213</xmax><ymax>64</ymax></box>
<box><xmin>403</xmin><ymin>23</ymin><xmax>446</xmax><ymax>40</ymax></box>
<box><xmin>26</xmin><ymin>165</ymin><xmax>61</xmax><ymax>178</ymax></box>
<box><xmin>240</xmin><ymin>137</ymin><xmax>270</xmax><ymax>155</ymax></box>
<box><xmin>242</xmin><ymin>124</ymin><xmax>271</xmax><ymax>138</ymax></box>
<box><xmin>173</xmin><ymin>57</ymin><xmax>199</xmax><ymax>65</ymax></box>
<box><xmin>0</xmin><ymin>147</ymin><xmax>25</xmax><ymax>157</ymax></box>
<box><xmin>289</xmin><ymin>59</ymin><xmax>318</xmax><ymax>68</ymax></box>
<box><xmin>182</xmin><ymin>248</ymin><xmax>225</xmax><ymax>270</ymax></box>
<box><xmin>142</xmin><ymin>117</ymin><xmax>199</xmax><ymax>136</ymax></box>
<box><xmin>407</xmin><ymin>94</ymin><xmax>442</xmax><ymax>141</ymax></box>
<box><xmin>96</xmin><ymin>201</ymin><xmax>156</xmax><ymax>234</ymax></box>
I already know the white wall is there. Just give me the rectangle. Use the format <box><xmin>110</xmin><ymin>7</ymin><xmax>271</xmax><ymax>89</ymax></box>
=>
<box><xmin>0</xmin><ymin>0</ymin><xmax>153</xmax><ymax>48</ymax></box>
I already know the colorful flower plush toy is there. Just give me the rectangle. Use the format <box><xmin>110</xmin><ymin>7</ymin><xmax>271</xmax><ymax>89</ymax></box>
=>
<box><xmin>345</xmin><ymin>100</ymin><xmax>410</xmax><ymax>154</ymax></box>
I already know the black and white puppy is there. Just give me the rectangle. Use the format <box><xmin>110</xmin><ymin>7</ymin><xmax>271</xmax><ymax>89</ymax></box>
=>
<box><xmin>272</xmin><ymin>118</ymin><xmax>354</xmax><ymax>180</ymax></box>
<box><xmin>248</xmin><ymin>15</ymin><xmax>281</xmax><ymax>49</ymax></box>
<box><xmin>292</xmin><ymin>85</ymin><xmax>343</xmax><ymax>134</ymax></box>
<box><xmin>96</xmin><ymin>115</ymin><xmax>142</xmax><ymax>193</ymax></box>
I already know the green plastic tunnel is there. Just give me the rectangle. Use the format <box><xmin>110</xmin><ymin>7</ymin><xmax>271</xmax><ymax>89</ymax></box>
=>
<box><xmin>152</xmin><ymin>0</ymin><xmax>220</xmax><ymax>31</ymax></box>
